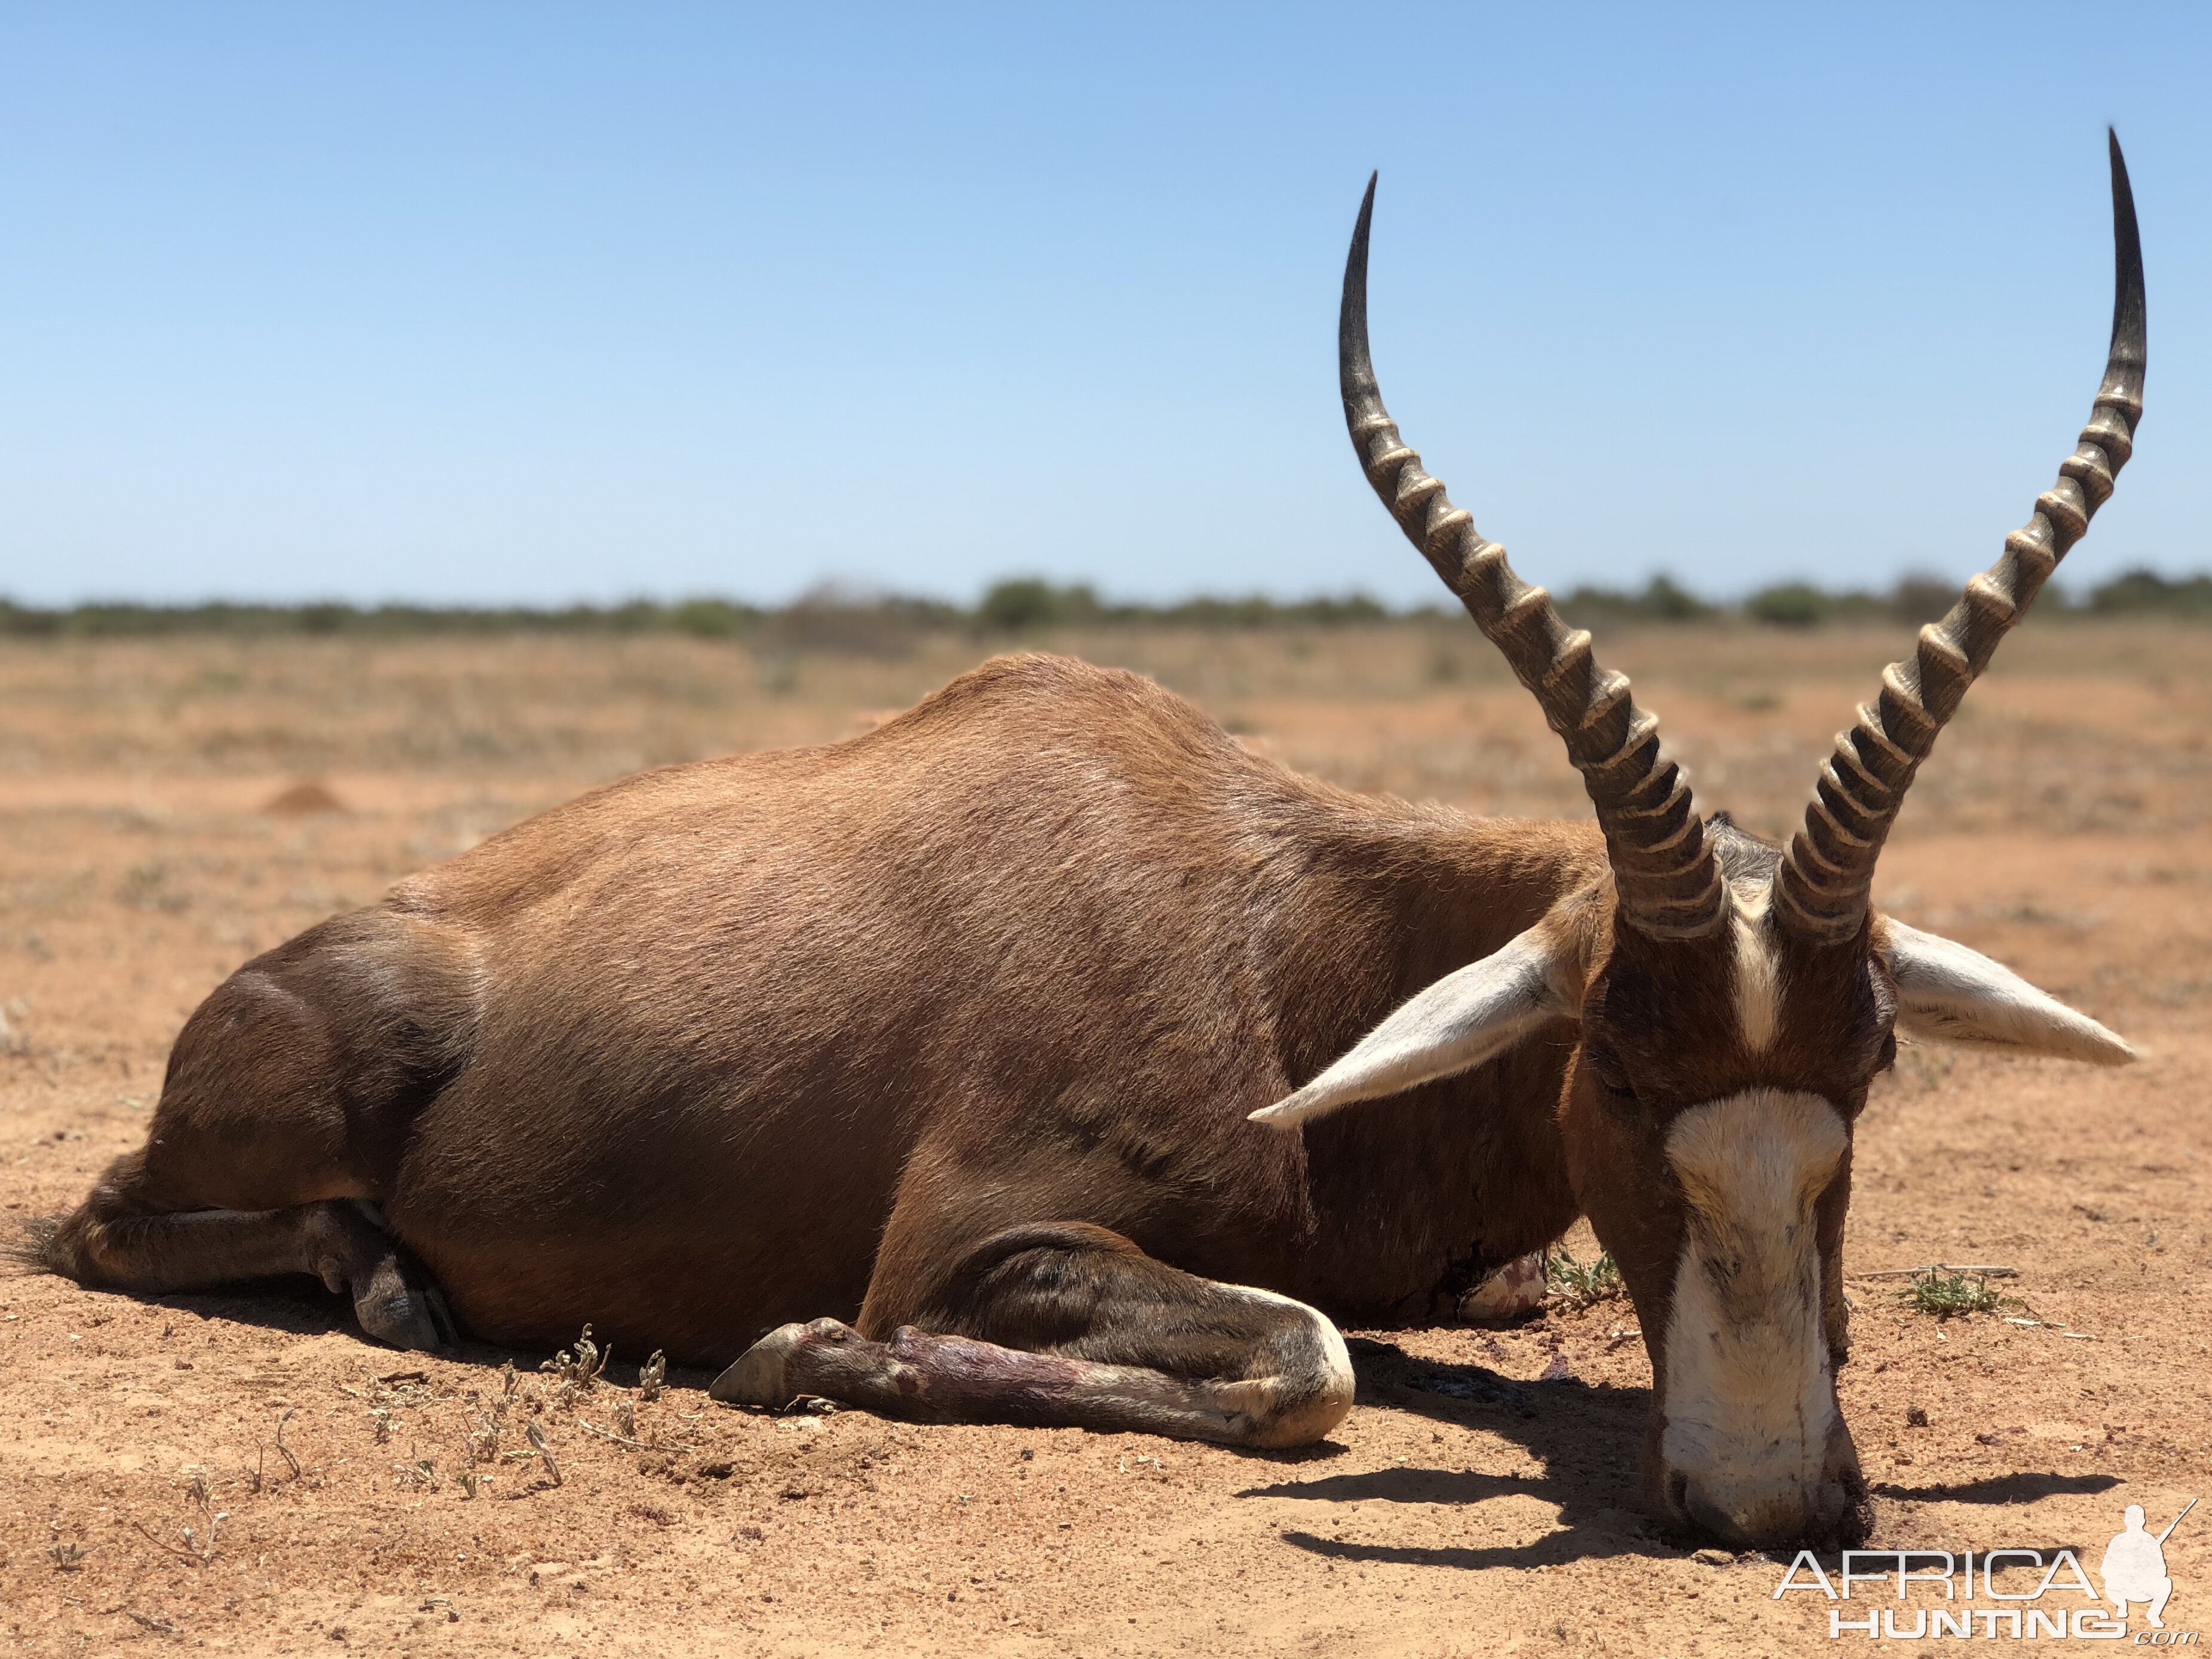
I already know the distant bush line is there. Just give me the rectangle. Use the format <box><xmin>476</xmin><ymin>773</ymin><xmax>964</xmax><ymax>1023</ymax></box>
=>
<box><xmin>3</xmin><ymin>569</ymin><xmax>2208</xmax><ymax>642</ymax></box>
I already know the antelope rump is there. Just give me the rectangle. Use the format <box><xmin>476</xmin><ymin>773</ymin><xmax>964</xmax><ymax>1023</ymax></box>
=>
<box><xmin>33</xmin><ymin>136</ymin><xmax>2147</xmax><ymax>1548</ymax></box>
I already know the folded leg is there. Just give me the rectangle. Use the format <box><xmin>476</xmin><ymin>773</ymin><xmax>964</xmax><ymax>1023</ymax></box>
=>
<box><xmin>44</xmin><ymin>1169</ymin><xmax>456</xmax><ymax>1351</ymax></box>
<box><xmin>710</xmin><ymin>1222</ymin><xmax>1353</xmax><ymax>1448</ymax></box>
<box><xmin>36</xmin><ymin>918</ymin><xmax>473</xmax><ymax>1351</ymax></box>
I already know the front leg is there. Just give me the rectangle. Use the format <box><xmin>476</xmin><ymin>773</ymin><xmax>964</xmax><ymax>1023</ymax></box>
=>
<box><xmin>710</xmin><ymin>1223</ymin><xmax>1353</xmax><ymax>1449</ymax></box>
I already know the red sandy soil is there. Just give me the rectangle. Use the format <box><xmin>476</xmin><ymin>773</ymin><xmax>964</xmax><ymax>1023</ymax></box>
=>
<box><xmin>1</xmin><ymin>622</ymin><xmax>2206</xmax><ymax>1655</ymax></box>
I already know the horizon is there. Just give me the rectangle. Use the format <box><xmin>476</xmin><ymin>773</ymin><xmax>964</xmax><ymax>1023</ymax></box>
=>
<box><xmin>4</xmin><ymin>5</ymin><xmax>2208</xmax><ymax>609</ymax></box>
<box><xmin>10</xmin><ymin>565</ymin><xmax>2207</xmax><ymax>633</ymax></box>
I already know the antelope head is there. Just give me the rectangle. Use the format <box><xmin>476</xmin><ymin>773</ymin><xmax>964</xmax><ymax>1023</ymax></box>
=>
<box><xmin>1255</xmin><ymin>135</ymin><xmax>2146</xmax><ymax>1547</ymax></box>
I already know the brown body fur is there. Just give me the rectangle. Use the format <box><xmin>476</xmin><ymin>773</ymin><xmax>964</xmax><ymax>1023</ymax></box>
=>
<box><xmin>48</xmin><ymin>654</ymin><xmax>1594</xmax><ymax>1366</ymax></box>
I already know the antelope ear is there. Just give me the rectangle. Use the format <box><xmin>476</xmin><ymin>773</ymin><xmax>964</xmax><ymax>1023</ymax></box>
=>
<box><xmin>1250</xmin><ymin>923</ymin><xmax>1576</xmax><ymax>1129</ymax></box>
<box><xmin>1878</xmin><ymin>918</ymin><xmax>2134</xmax><ymax>1066</ymax></box>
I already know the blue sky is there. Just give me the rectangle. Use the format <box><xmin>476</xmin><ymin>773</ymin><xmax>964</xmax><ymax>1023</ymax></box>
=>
<box><xmin>1</xmin><ymin>4</ymin><xmax>2205</xmax><ymax>608</ymax></box>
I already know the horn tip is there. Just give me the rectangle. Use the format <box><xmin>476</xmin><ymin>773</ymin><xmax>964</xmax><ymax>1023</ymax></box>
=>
<box><xmin>2104</xmin><ymin>127</ymin><xmax>2146</xmax><ymax>363</ymax></box>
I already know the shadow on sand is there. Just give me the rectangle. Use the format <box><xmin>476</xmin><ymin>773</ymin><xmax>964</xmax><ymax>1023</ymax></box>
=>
<box><xmin>113</xmin><ymin>1280</ymin><xmax>713</xmax><ymax>1391</ymax></box>
<box><xmin>73</xmin><ymin>1283</ymin><xmax>2128</xmax><ymax>1569</ymax></box>
<box><xmin>1238</xmin><ymin>1339</ymin><xmax>2130</xmax><ymax>1572</ymax></box>
<box><xmin>1237</xmin><ymin>1335</ymin><xmax>1675</xmax><ymax>1570</ymax></box>
<box><xmin>1871</xmin><ymin>1471</ymin><xmax>2121</xmax><ymax>1505</ymax></box>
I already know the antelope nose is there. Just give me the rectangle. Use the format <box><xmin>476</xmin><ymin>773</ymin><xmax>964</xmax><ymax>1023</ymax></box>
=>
<box><xmin>1680</xmin><ymin>1481</ymin><xmax>1813</xmax><ymax>1550</ymax></box>
<box><xmin>1676</xmin><ymin>1456</ymin><xmax>1868</xmax><ymax>1550</ymax></box>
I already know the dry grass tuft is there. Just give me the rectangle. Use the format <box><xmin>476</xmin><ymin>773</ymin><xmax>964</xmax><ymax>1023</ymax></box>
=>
<box><xmin>541</xmin><ymin>1324</ymin><xmax>609</xmax><ymax>1407</ymax></box>
<box><xmin>525</xmin><ymin>1420</ymin><xmax>562</xmax><ymax>1487</ymax></box>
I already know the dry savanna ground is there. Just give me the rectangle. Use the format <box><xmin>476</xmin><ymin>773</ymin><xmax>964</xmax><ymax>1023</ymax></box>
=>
<box><xmin>1</xmin><ymin>620</ymin><xmax>2207</xmax><ymax>1656</ymax></box>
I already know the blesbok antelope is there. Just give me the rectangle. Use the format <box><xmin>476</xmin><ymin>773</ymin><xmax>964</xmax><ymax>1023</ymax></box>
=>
<box><xmin>33</xmin><ymin>138</ymin><xmax>2144</xmax><ymax>1548</ymax></box>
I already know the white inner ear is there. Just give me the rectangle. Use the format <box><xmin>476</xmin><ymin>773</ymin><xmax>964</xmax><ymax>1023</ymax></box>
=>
<box><xmin>1250</xmin><ymin>924</ymin><xmax>1573</xmax><ymax>1129</ymax></box>
<box><xmin>1880</xmin><ymin>918</ymin><xmax>2134</xmax><ymax>1066</ymax></box>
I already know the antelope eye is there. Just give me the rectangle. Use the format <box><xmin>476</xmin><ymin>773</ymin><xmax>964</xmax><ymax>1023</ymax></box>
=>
<box><xmin>1586</xmin><ymin>1049</ymin><xmax>1636</xmax><ymax>1100</ymax></box>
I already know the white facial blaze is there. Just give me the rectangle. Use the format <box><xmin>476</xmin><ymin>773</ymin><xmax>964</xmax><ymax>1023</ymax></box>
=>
<box><xmin>1661</xmin><ymin>1089</ymin><xmax>1847</xmax><ymax>1537</ymax></box>
<box><xmin>1729</xmin><ymin>882</ymin><xmax>1779</xmax><ymax>1054</ymax></box>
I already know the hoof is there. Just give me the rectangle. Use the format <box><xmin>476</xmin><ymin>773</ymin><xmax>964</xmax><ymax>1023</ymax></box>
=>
<box><xmin>356</xmin><ymin>1286</ymin><xmax>447</xmax><ymax>1353</ymax></box>
<box><xmin>710</xmin><ymin>1322</ymin><xmax>810</xmax><ymax>1406</ymax></box>
<box><xmin>711</xmin><ymin>1318</ymin><xmax>856</xmax><ymax>1407</ymax></box>
<box><xmin>424</xmin><ymin>1284</ymin><xmax>462</xmax><ymax>1348</ymax></box>
<box><xmin>353</xmin><ymin>1255</ymin><xmax>458</xmax><ymax>1353</ymax></box>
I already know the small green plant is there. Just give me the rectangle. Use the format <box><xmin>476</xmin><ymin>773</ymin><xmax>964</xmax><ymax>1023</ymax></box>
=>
<box><xmin>541</xmin><ymin>1324</ymin><xmax>608</xmax><ymax>1404</ymax></box>
<box><xmin>1547</xmin><ymin>1247</ymin><xmax>1625</xmax><ymax>1310</ymax></box>
<box><xmin>1899</xmin><ymin>1268</ymin><xmax>2014</xmax><ymax>1319</ymax></box>
<box><xmin>525</xmin><ymin>1420</ymin><xmax>563</xmax><ymax>1487</ymax></box>
<box><xmin>133</xmin><ymin>1470</ymin><xmax>226</xmax><ymax>1566</ymax></box>
<box><xmin>274</xmin><ymin>1407</ymin><xmax>302</xmax><ymax>1479</ymax></box>
<box><xmin>393</xmin><ymin>1456</ymin><xmax>440</xmax><ymax>1492</ymax></box>
<box><xmin>468</xmin><ymin>1363</ymin><xmax>523</xmax><ymax>1464</ymax></box>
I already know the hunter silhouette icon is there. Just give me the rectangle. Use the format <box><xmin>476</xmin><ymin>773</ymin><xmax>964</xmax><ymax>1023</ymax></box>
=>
<box><xmin>2102</xmin><ymin>1499</ymin><xmax>2195</xmax><ymax>1629</ymax></box>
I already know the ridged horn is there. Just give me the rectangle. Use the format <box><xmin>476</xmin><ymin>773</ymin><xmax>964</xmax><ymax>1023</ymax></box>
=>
<box><xmin>1773</xmin><ymin>131</ymin><xmax>2147</xmax><ymax>943</ymax></box>
<box><xmin>1340</xmin><ymin>174</ymin><xmax>1726</xmax><ymax>940</ymax></box>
